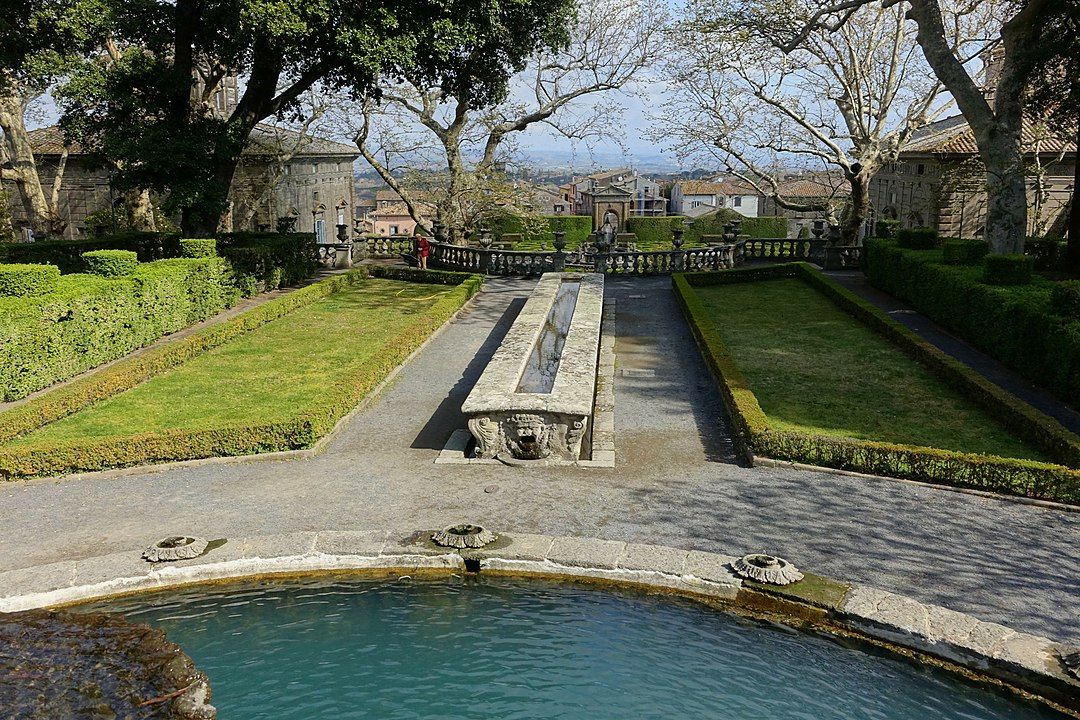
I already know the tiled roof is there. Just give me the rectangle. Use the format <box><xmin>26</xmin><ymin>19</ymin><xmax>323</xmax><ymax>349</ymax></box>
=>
<box><xmin>676</xmin><ymin>180</ymin><xmax>726</xmax><ymax>196</ymax></box>
<box><xmin>902</xmin><ymin>115</ymin><xmax>1076</xmax><ymax>156</ymax></box>
<box><xmin>246</xmin><ymin>123</ymin><xmax>359</xmax><ymax>157</ymax></box>
<box><xmin>714</xmin><ymin>179</ymin><xmax>759</xmax><ymax>196</ymax></box>
<box><xmin>26</xmin><ymin>122</ymin><xmax>358</xmax><ymax>158</ymax></box>
<box><xmin>776</xmin><ymin>178</ymin><xmax>847</xmax><ymax>199</ymax></box>
<box><xmin>24</xmin><ymin>126</ymin><xmax>83</xmax><ymax>154</ymax></box>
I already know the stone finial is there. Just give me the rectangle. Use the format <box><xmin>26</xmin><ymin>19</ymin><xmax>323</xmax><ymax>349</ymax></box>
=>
<box><xmin>553</xmin><ymin>231</ymin><xmax>567</xmax><ymax>252</ymax></box>
<box><xmin>142</xmin><ymin>536</ymin><xmax>209</xmax><ymax>563</ymax></box>
<box><xmin>672</xmin><ymin>227</ymin><xmax>685</xmax><ymax>249</ymax></box>
<box><xmin>732</xmin><ymin>553</ymin><xmax>804</xmax><ymax>585</ymax></box>
<box><xmin>431</xmin><ymin>524</ymin><xmax>497</xmax><ymax>549</ymax></box>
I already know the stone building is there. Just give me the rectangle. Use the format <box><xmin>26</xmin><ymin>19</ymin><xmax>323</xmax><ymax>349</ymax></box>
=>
<box><xmin>868</xmin><ymin>115</ymin><xmax>1076</xmax><ymax>238</ymax></box>
<box><xmin>4</xmin><ymin>123</ymin><xmax>358</xmax><ymax>241</ymax></box>
<box><xmin>760</xmin><ymin>175</ymin><xmax>849</xmax><ymax>237</ymax></box>
<box><xmin>564</xmin><ymin>168</ymin><xmax>666</xmax><ymax>217</ymax></box>
<box><xmin>670</xmin><ymin>179</ymin><xmax>763</xmax><ymax>217</ymax></box>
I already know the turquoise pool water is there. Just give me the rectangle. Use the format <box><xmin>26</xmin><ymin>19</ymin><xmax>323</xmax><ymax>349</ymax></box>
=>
<box><xmin>93</xmin><ymin>577</ymin><xmax>1063</xmax><ymax>719</ymax></box>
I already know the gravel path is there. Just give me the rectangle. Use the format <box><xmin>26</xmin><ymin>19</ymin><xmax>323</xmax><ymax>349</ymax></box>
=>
<box><xmin>1</xmin><ymin>275</ymin><xmax>1077</xmax><ymax>644</ymax></box>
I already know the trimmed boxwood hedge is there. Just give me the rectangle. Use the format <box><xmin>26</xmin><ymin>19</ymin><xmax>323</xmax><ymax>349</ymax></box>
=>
<box><xmin>0</xmin><ymin>268</ymin><xmax>484</xmax><ymax>478</ymax></box>
<box><xmin>180</xmin><ymin>238</ymin><xmax>217</xmax><ymax>258</ymax></box>
<box><xmin>941</xmin><ymin>239</ymin><xmax>988</xmax><ymax>265</ymax></box>
<box><xmin>674</xmin><ymin>262</ymin><xmax>1080</xmax><ymax>503</ymax></box>
<box><xmin>0</xmin><ymin>231</ymin><xmax>317</xmax><ymax>292</ymax></box>
<box><xmin>493</xmin><ymin>215</ymin><xmax>593</xmax><ymax>250</ymax></box>
<box><xmin>1050</xmin><ymin>281</ymin><xmax>1080</xmax><ymax>319</ymax></box>
<box><xmin>983</xmin><ymin>253</ymin><xmax>1033</xmax><ymax>285</ymax></box>
<box><xmin>897</xmin><ymin>226</ymin><xmax>938</xmax><ymax>250</ymax></box>
<box><xmin>0</xmin><ymin>257</ymin><xmax>235</xmax><ymax>402</ymax></box>
<box><xmin>0</xmin><ymin>263</ymin><xmax>60</xmax><ymax>297</ymax></box>
<box><xmin>864</xmin><ymin>239</ymin><xmax>1080</xmax><ymax>407</ymax></box>
<box><xmin>82</xmin><ymin>249</ymin><xmax>138</xmax><ymax>277</ymax></box>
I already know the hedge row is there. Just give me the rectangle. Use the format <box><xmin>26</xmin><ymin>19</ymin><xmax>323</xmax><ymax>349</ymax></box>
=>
<box><xmin>0</xmin><ymin>257</ymin><xmax>236</xmax><ymax>402</ymax></box>
<box><xmin>673</xmin><ymin>264</ymin><xmax>1080</xmax><ymax>503</ymax></box>
<box><xmin>0</xmin><ymin>231</ymin><xmax>317</xmax><ymax>294</ymax></box>
<box><xmin>0</xmin><ymin>263</ymin><xmax>59</xmax><ymax>297</ymax></box>
<box><xmin>493</xmin><ymin>215</ymin><xmax>593</xmax><ymax>250</ymax></box>
<box><xmin>864</xmin><ymin>239</ymin><xmax>1080</xmax><ymax>407</ymax></box>
<box><xmin>0</xmin><ymin>270</ymin><xmax>372</xmax><ymax>445</ymax></box>
<box><xmin>0</xmin><ymin>269</ymin><xmax>483</xmax><ymax>479</ymax></box>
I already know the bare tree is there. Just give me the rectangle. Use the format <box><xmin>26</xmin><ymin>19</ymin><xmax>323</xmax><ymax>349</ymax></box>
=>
<box><xmin>0</xmin><ymin>76</ymin><xmax>70</xmax><ymax>238</ymax></box>
<box><xmin>352</xmin><ymin>0</ymin><xmax>667</xmax><ymax>242</ymax></box>
<box><xmin>660</xmin><ymin>0</ymin><xmax>982</xmax><ymax>243</ymax></box>
<box><xmin>766</xmin><ymin>0</ymin><xmax>1063</xmax><ymax>254</ymax></box>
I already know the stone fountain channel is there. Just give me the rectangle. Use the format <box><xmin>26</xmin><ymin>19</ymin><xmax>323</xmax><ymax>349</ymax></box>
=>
<box><xmin>440</xmin><ymin>272</ymin><xmax>614</xmax><ymax>466</ymax></box>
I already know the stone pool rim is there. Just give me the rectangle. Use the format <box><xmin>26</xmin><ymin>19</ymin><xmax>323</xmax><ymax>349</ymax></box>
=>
<box><xmin>1</xmin><ymin>530</ymin><xmax>1076</xmax><ymax>718</ymax></box>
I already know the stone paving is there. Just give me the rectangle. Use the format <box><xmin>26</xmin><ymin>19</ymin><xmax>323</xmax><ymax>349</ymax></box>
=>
<box><xmin>0</xmin><ymin>276</ymin><xmax>1077</xmax><ymax>645</ymax></box>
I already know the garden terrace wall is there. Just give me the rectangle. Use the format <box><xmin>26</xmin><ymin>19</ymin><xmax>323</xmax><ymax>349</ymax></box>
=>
<box><xmin>673</xmin><ymin>263</ymin><xmax>1080</xmax><ymax>503</ymax></box>
<box><xmin>0</xmin><ymin>268</ymin><xmax>484</xmax><ymax>479</ymax></box>
<box><xmin>0</xmin><ymin>257</ymin><xmax>235</xmax><ymax>402</ymax></box>
<box><xmin>863</xmin><ymin>239</ymin><xmax>1080</xmax><ymax>408</ymax></box>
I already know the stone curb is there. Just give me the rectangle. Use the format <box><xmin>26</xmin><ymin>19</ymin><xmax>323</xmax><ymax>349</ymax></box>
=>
<box><xmin>0</xmin><ymin>530</ymin><xmax>1075</xmax><ymax>714</ymax></box>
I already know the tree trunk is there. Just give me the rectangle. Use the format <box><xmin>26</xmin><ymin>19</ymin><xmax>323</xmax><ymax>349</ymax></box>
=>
<box><xmin>0</xmin><ymin>89</ymin><xmax>64</xmax><ymax>238</ymax></box>
<box><xmin>127</xmin><ymin>188</ymin><xmax>157</xmax><ymax>231</ymax></box>
<box><xmin>905</xmin><ymin>0</ymin><xmax>1034</xmax><ymax>255</ymax></box>
<box><xmin>1066</xmin><ymin>122</ymin><xmax>1080</xmax><ymax>273</ymax></box>
<box><xmin>841</xmin><ymin>172</ymin><xmax>871</xmax><ymax>245</ymax></box>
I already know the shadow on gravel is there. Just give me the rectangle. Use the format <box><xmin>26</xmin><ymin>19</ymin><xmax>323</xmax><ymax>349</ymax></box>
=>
<box><xmin>411</xmin><ymin>294</ymin><xmax>525</xmax><ymax>450</ymax></box>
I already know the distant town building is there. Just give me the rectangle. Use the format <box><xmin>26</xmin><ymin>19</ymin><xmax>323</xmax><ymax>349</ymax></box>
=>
<box><xmin>869</xmin><ymin>115</ymin><xmax>1075</xmax><ymax>238</ymax></box>
<box><xmin>670</xmin><ymin>179</ymin><xmax>762</xmax><ymax>217</ymax></box>
<box><xmin>760</xmin><ymin>175</ymin><xmax>848</xmax><ymax>236</ymax></box>
<box><xmin>564</xmin><ymin>168</ymin><xmax>666</xmax><ymax>217</ymax></box>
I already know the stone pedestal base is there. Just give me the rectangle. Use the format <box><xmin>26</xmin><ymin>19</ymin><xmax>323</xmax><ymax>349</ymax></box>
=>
<box><xmin>468</xmin><ymin>412</ymin><xmax>588</xmax><ymax>462</ymax></box>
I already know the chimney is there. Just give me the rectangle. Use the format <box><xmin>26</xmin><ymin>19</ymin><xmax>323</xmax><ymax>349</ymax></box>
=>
<box><xmin>980</xmin><ymin>46</ymin><xmax>1004</xmax><ymax>104</ymax></box>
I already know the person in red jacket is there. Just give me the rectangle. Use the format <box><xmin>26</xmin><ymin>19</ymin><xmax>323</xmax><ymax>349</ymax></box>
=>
<box><xmin>415</xmin><ymin>230</ymin><xmax>431</xmax><ymax>269</ymax></box>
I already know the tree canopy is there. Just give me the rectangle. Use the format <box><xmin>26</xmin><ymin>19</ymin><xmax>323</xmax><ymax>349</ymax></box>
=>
<box><xmin>48</xmin><ymin>0</ymin><xmax>573</xmax><ymax>232</ymax></box>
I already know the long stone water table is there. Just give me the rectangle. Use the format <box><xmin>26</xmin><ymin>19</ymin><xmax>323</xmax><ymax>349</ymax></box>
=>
<box><xmin>463</xmin><ymin>272</ymin><xmax>603</xmax><ymax>462</ymax></box>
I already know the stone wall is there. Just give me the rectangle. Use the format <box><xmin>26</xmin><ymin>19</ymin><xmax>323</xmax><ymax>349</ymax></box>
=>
<box><xmin>869</xmin><ymin>156</ymin><xmax>1075</xmax><ymax>238</ymax></box>
<box><xmin>3</xmin><ymin>153</ymin><xmax>356</xmax><ymax>240</ymax></box>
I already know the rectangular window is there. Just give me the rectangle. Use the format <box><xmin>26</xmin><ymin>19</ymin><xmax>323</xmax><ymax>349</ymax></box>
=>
<box><xmin>917</xmin><ymin>164</ymin><xmax>925</xmax><ymax>175</ymax></box>
<box><xmin>733</xmin><ymin>196</ymin><xmax>742</xmax><ymax>207</ymax></box>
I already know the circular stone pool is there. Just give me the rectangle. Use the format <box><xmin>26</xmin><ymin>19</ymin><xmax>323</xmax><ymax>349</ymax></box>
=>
<box><xmin>86</xmin><ymin>577</ymin><xmax>1065</xmax><ymax>719</ymax></box>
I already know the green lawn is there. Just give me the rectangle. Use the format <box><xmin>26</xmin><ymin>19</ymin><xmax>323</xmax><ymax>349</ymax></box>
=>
<box><xmin>694</xmin><ymin>278</ymin><xmax>1047</xmax><ymax>461</ymax></box>
<box><xmin>10</xmin><ymin>278</ymin><xmax>450</xmax><ymax>444</ymax></box>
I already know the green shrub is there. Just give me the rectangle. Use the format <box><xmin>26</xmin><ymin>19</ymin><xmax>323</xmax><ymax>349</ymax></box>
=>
<box><xmin>983</xmin><ymin>253</ymin><xmax>1033</xmax><ymax>285</ymax></box>
<box><xmin>863</xmin><ymin>240</ymin><xmax>1080</xmax><ymax>408</ymax></box>
<box><xmin>1050</xmin><ymin>281</ymin><xmax>1080</xmax><ymax>319</ymax></box>
<box><xmin>0</xmin><ymin>263</ymin><xmax>60</xmax><ymax>297</ymax></box>
<box><xmin>545</xmin><ymin>215</ymin><xmax>592</xmax><ymax>248</ymax></box>
<box><xmin>0</xmin><ymin>257</ymin><xmax>234</xmax><ymax>401</ymax></box>
<box><xmin>941</xmin><ymin>239</ymin><xmax>988</xmax><ymax>265</ymax></box>
<box><xmin>494</xmin><ymin>215</ymin><xmax>592</xmax><ymax>250</ymax></box>
<box><xmin>875</xmin><ymin>219</ymin><xmax>901</xmax><ymax>238</ymax></box>
<box><xmin>672</xmin><ymin>265</ymin><xmax>1080</xmax><ymax>502</ymax></box>
<box><xmin>368</xmin><ymin>265</ymin><xmax>479</xmax><ymax>286</ymax></box>
<box><xmin>624</xmin><ymin>217</ymin><xmax>686</xmax><ymax>248</ymax></box>
<box><xmin>81</xmin><ymin>249</ymin><xmax>138</xmax><ymax>277</ymax></box>
<box><xmin>218</xmin><ymin>232</ymin><xmax>317</xmax><ymax>291</ymax></box>
<box><xmin>897</xmin><ymin>226</ymin><xmax>938</xmax><ymax>249</ymax></box>
<box><xmin>179</xmin><ymin>238</ymin><xmax>217</xmax><ymax>258</ymax></box>
<box><xmin>0</xmin><ymin>233</ymin><xmax>181</xmax><ymax>272</ymax></box>
<box><xmin>740</xmin><ymin>216</ymin><xmax>788</xmax><ymax>238</ymax></box>
<box><xmin>1025</xmin><ymin>237</ymin><xmax>1067</xmax><ymax>271</ymax></box>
